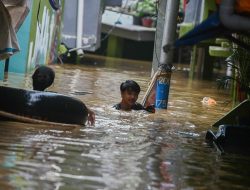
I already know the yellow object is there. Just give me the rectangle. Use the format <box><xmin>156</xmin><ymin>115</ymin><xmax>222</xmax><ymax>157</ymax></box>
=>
<box><xmin>209</xmin><ymin>46</ymin><xmax>231</xmax><ymax>57</ymax></box>
<box><xmin>58</xmin><ymin>43</ymin><xmax>68</xmax><ymax>55</ymax></box>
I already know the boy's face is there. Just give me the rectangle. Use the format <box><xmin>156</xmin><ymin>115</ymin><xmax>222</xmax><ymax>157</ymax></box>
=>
<box><xmin>121</xmin><ymin>89</ymin><xmax>139</xmax><ymax>107</ymax></box>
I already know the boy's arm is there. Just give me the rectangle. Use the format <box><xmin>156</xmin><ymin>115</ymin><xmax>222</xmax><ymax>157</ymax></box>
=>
<box><xmin>87</xmin><ymin>108</ymin><xmax>95</xmax><ymax>126</ymax></box>
<box><xmin>144</xmin><ymin>105</ymin><xmax>155</xmax><ymax>113</ymax></box>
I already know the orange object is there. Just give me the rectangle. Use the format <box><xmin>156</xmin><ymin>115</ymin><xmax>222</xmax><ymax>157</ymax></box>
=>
<box><xmin>235</xmin><ymin>0</ymin><xmax>250</xmax><ymax>14</ymax></box>
<box><xmin>201</xmin><ymin>97</ymin><xmax>217</xmax><ymax>106</ymax></box>
<box><xmin>216</xmin><ymin>0</ymin><xmax>250</xmax><ymax>14</ymax></box>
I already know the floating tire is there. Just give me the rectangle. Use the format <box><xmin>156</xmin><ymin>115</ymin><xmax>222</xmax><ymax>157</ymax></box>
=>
<box><xmin>0</xmin><ymin>86</ymin><xmax>88</xmax><ymax>126</ymax></box>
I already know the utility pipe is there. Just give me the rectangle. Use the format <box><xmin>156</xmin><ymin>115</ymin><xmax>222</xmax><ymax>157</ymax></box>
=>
<box><xmin>155</xmin><ymin>0</ymin><xmax>180</xmax><ymax>109</ymax></box>
<box><xmin>160</xmin><ymin>0</ymin><xmax>180</xmax><ymax>65</ymax></box>
<box><xmin>77</xmin><ymin>0</ymin><xmax>84</xmax><ymax>56</ymax></box>
<box><xmin>220</xmin><ymin>0</ymin><xmax>250</xmax><ymax>31</ymax></box>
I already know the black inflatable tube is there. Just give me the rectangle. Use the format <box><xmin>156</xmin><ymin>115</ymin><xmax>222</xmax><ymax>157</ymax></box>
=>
<box><xmin>0</xmin><ymin>86</ymin><xmax>88</xmax><ymax>125</ymax></box>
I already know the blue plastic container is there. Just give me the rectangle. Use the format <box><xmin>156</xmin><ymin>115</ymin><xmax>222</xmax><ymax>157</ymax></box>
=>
<box><xmin>155</xmin><ymin>74</ymin><xmax>171</xmax><ymax>109</ymax></box>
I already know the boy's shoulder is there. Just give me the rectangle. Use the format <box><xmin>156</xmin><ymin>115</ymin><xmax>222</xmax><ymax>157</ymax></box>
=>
<box><xmin>113</xmin><ymin>103</ymin><xmax>121</xmax><ymax>110</ymax></box>
<box><xmin>113</xmin><ymin>102</ymin><xmax>155</xmax><ymax>113</ymax></box>
<box><xmin>132</xmin><ymin>102</ymin><xmax>145</xmax><ymax>110</ymax></box>
<box><xmin>113</xmin><ymin>102</ymin><xmax>143</xmax><ymax>110</ymax></box>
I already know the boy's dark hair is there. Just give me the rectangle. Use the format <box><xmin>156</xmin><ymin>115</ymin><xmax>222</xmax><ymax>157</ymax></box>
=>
<box><xmin>120</xmin><ymin>80</ymin><xmax>140</xmax><ymax>94</ymax></box>
<box><xmin>32</xmin><ymin>65</ymin><xmax>55</xmax><ymax>91</ymax></box>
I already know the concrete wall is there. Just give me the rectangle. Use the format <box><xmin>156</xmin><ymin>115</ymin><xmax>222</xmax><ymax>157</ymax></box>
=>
<box><xmin>61</xmin><ymin>0</ymin><xmax>103</xmax><ymax>52</ymax></box>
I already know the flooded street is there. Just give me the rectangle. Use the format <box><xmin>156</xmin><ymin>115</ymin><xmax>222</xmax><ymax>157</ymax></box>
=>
<box><xmin>0</xmin><ymin>58</ymin><xmax>249</xmax><ymax>190</ymax></box>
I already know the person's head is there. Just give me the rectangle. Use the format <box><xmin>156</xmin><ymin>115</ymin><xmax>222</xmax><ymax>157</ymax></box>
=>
<box><xmin>120</xmin><ymin>80</ymin><xmax>141</xmax><ymax>108</ymax></box>
<box><xmin>32</xmin><ymin>65</ymin><xmax>55</xmax><ymax>91</ymax></box>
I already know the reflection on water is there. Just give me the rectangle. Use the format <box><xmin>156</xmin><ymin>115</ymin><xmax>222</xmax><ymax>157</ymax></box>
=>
<box><xmin>0</xmin><ymin>58</ymin><xmax>249</xmax><ymax>190</ymax></box>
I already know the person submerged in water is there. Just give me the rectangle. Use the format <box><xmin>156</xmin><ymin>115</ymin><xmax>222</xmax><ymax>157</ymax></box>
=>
<box><xmin>32</xmin><ymin>65</ymin><xmax>55</xmax><ymax>91</ymax></box>
<box><xmin>32</xmin><ymin>65</ymin><xmax>95</xmax><ymax>125</ymax></box>
<box><xmin>114</xmin><ymin>80</ymin><xmax>155</xmax><ymax>113</ymax></box>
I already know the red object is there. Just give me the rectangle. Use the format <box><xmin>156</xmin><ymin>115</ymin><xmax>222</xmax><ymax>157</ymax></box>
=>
<box><xmin>237</xmin><ymin>85</ymin><xmax>247</xmax><ymax>102</ymax></box>
<box><xmin>215</xmin><ymin>0</ymin><xmax>221</xmax><ymax>4</ymax></box>
<box><xmin>141</xmin><ymin>17</ymin><xmax>153</xmax><ymax>27</ymax></box>
<box><xmin>183</xmin><ymin>0</ymin><xmax>187</xmax><ymax>11</ymax></box>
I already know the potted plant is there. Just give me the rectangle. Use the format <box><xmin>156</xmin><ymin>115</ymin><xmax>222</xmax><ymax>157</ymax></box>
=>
<box><xmin>131</xmin><ymin>0</ymin><xmax>158</xmax><ymax>26</ymax></box>
<box><xmin>217</xmin><ymin>34</ymin><xmax>250</xmax><ymax>103</ymax></box>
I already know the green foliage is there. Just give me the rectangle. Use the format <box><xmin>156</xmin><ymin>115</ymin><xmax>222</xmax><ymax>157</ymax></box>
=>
<box><xmin>231</xmin><ymin>35</ymin><xmax>250</xmax><ymax>96</ymax></box>
<box><xmin>132</xmin><ymin>0</ymin><xmax>157</xmax><ymax>17</ymax></box>
<box><xmin>216</xmin><ymin>35</ymin><xmax>250</xmax><ymax>100</ymax></box>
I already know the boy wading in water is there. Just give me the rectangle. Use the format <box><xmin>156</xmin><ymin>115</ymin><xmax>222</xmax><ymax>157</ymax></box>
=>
<box><xmin>114</xmin><ymin>80</ymin><xmax>155</xmax><ymax>113</ymax></box>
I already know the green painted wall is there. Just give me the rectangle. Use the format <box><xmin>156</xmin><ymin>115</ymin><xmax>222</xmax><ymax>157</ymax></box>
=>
<box><xmin>8</xmin><ymin>8</ymin><xmax>32</xmax><ymax>73</ymax></box>
<box><xmin>26</xmin><ymin>0</ymin><xmax>64</xmax><ymax>72</ymax></box>
<box><xmin>29</xmin><ymin>0</ymin><xmax>52</xmax><ymax>44</ymax></box>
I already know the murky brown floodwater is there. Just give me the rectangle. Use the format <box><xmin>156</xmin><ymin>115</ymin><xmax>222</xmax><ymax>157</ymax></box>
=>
<box><xmin>0</xmin><ymin>57</ymin><xmax>249</xmax><ymax>190</ymax></box>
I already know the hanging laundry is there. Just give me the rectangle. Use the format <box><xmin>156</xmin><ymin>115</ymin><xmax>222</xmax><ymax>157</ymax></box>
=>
<box><xmin>0</xmin><ymin>0</ymin><xmax>20</xmax><ymax>60</ymax></box>
<box><xmin>2</xmin><ymin>0</ymin><xmax>30</xmax><ymax>31</ymax></box>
